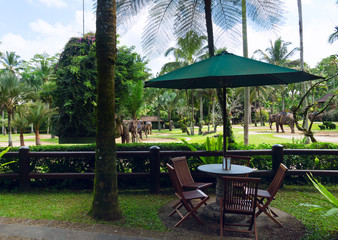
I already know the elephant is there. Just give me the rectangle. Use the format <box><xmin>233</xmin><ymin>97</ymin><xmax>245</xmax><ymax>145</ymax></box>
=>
<box><xmin>269</xmin><ymin>112</ymin><xmax>295</xmax><ymax>133</ymax></box>
<box><xmin>145</xmin><ymin>121</ymin><xmax>152</xmax><ymax>135</ymax></box>
<box><xmin>129</xmin><ymin>120</ymin><xmax>148</xmax><ymax>142</ymax></box>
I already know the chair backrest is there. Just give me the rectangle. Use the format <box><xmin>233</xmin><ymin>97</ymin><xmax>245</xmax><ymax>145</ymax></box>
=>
<box><xmin>222</xmin><ymin>176</ymin><xmax>260</xmax><ymax>213</ymax></box>
<box><xmin>167</xmin><ymin>163</ymin><xmax>184</xmax><ymax>196</ymax></box>
<box><xmin>170</xmin><ymin>156</ymin><xmax>194</xmax><ymax>186</ymax></box>
<box><xmin>227</xmin><ymin>155</ymin><xmax>251</xmax><ymax>167</ymax></box>
<box><xmin>267</xmin><ymin>163</ymin><xmax>288</xmax><ymax>197</ymax></box>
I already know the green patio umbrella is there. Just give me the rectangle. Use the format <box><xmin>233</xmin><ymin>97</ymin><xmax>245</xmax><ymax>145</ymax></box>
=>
<box><xmin>145</xmin><ymin>51</ymin><xmax>322</xmax><ymax>157</ymax></box>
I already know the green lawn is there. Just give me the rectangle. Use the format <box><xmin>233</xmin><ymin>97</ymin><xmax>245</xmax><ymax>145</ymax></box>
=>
<box><xmin>150</xmin><ymin>122</ymin><xmax>337</xmax><ymax>145</ymax></box>
<box><xmin>0</xmin><ymin>185</ymin><xmax>336</xmax><ymax>239</ymax></box>
<box><xmin>0</xmin><ymin>122</ymin><xmax>335</xmax><ymax>146</ymax></box>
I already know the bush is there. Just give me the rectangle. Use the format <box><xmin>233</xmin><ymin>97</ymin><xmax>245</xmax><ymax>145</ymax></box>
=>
<box><xmin>0</xmin><ymin>141</ymin><xmax>336</xmax><ymax>189</ymax></box>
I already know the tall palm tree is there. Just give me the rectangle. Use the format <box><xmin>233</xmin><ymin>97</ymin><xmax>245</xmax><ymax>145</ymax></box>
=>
<box><xmin>23</xmin><ymin>101</ymin><xmax>58</xmax><ymax>145</ymax></box>
<box><xmin>118</xmin><ymin>0</ymin><xmax>285</xmax><ymax>141</ymax></box>
<box><xmin>161</xmin><ymin>31</ymin><xmax>208</xmax><ymax>135</ymax></box>
<box><xmin>254</xmin><ymin>37</ymin><xmax>299</xmax><ymax>112</ymax></box>
<box><xmin>0</xmin><ymin>72</ymin><xmax>34</xmax><ymax>146</ymax></box>
<box><xmin>0</xmin><ymin>51</ymin><xmax>22</xmax><ymax>74</ymax></box>
<box><xmin>89</xmin><ymin>0</ymin><xmax>122</xmax><ymax>221</ymax></box>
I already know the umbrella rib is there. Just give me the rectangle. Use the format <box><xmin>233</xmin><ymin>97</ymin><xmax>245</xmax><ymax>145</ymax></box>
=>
<box><xmin>180</xmin><ymin>79</ymin><xmax>195</xmax><ymax>89</ymax></box>
<box><xmin>265</xmin><ymin>74</ymin><xmax>288</xmax><ymax>85</ymax></box>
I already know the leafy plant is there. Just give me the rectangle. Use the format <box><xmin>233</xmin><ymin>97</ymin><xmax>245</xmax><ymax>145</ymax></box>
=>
<box><xmin>301</xmin><ymin>173</ymin><xmax>338</xmax><ymax>216</ymax></box>
<box><xmin>181</xmin><ymin>135</ymin><xmax>224</xmax><ymax>166</ymax></box>
<box><xmin>0</xmin><ymin>147</ymin><xmax>14</xmax><ymax>173</ymax></box>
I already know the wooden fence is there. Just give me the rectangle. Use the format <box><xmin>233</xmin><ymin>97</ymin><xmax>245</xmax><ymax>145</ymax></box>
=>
<box><xmin>0</xmin><ymin>145</ymin><xmax>337</xmax><ymax>193</ymax></box>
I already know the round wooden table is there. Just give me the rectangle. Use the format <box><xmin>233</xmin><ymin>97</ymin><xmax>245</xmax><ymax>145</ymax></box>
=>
<box><xmin>197</xmin><ymin>164</ymin><xmax>254</xmax><ymax>221</ymax></box>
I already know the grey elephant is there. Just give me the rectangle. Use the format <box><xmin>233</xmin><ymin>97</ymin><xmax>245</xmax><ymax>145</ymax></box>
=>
<box><xmin>269</xmin><ymin>112</ymin><xmax>295</xmax><ymax>133</ymax></box>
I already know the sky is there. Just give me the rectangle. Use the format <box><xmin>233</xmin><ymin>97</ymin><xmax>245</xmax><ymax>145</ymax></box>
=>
<box><xmin>0</xmin><ymin>0</ymin><xmax>337</xmax><ymax>76</ymax></box>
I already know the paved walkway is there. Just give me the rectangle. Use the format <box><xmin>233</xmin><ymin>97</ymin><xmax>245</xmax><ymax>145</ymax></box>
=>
<box><xmin>0</xmin><ymin>223</ymin><xmax>154</xmax><ymax>240</ymax></box>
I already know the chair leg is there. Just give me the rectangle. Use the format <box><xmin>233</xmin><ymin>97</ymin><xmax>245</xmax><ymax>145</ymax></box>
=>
<box><xmin>169</xmin><ymin>201</ymin><xmax>182</xmax><ymax>216</ymax></box>
<box><xmin>257</xmin><ymin>204</ymin><xmax>283</xmax><ymax>227</ymax></box>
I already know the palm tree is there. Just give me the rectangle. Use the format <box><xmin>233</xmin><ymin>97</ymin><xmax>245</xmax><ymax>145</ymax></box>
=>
<box><xmin>160</xmin><ymin>31</ymin><xmax>208</xmax><ymax>74</ymax></box>
<box><xmin>254</xmin><ymin>38</ymin><xmax>299</xmax><ymax>113</ymax></box>
<box><xmin>0</xmin><ymin>72</ymin><xmax>34</xmax><ymax>146</ymax></box>
<box><xmin>328</xmin><ymin>26</ymin><xmax>338</xmax><ymax>44</ymax></box>
<box><xmin>0</xmin><ymin>51</ymin><xmax>22</xmax><ymax>74</ymax></box>
<box><xmin>328</xmin><ymin>2</ymin><xmax>338</xmax><ymax>44</ymax></box>
<box><xmin>24</xmin><ymin>101</ymin><xmax>57</xmax><ymax>145</ymax></box>
<box><xmin>89</xmin><ymin>0</ymin><xmax>123</xmax><ymax>221</ymax></box>
<box><xmin>12</xmin><ymin>106</ymin><xmax>31</xmax><ymax>146</ymax></box>
<box><xmin>254</xmin><ymin>37</ymin><xmax>299</xmax><ymax>67</ymax></box>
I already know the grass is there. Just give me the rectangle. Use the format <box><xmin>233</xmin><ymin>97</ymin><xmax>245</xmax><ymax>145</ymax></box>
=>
<box><xmin>0</xmin><ymin>185</ymin><xmax>337</xmax><ymax>239</ymax></box>
<box><xmin>0</xmin><ymin>122</ymin><xmax>336</xmax><ymax>146</ymax></box>
<box><xmin>0</xmin><ymin>189</ymin><xmax>172</xmax><ymax>231</ymax></box>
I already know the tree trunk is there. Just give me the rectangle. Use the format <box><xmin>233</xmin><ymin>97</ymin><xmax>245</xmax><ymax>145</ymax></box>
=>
<box><xmin>168</xmin><ymin>111</ymin><xmax>172</xmax><ymax>131</ymax></box>
<box><xmin>157</xmin><ymin>93</ymin><xmax>161</xmax><ymax>131</ymax></box>
<box><xmin>90</xmin><ymin>0</ymin><xmax>122</xmax><ymax>221</ymax></box>
<box><xmin>298</xmin><ymin>0</ymin><xmax>309</xmax><ymax>142</ymax></box>
<box><xmin>2</xmin><ymin>109</ymin><xmax>5</xmax><ymax>135</ymax></box>
<box><xmin>20</xmin><ymin>132</ymin><xmax>25</xmax><ymax>146</ymax></box>
<box><xmin>190</xmin><ymin>90</ymin><xmax>195</xmax><ymax>135</ymax></box>
<box><xmin>242</xmin><ymin>0</ymin><xmax>250</xmax><ymax>145</ymax></box>
<box><xmin>35</xmin><ymin>129</ymin><xmax>41</xmax><ymax>145</ymax></box>
<box><xmin>7</xmin><ymin>110</ymin><xmax>12</xmax><ymax>147</ymax></box>
<box><xmin>204</xmin><ymin>0</ymin><xmax>214</xmax><ymax>58</ymax></box>
<box><xmin>212</xmin><ymin>95</ymin><xmax>215</xmax><ymax>130</ymax></box>
<box><xmin>199</xmin><ymin>95</ymin><xmax>203</xmax><ymax>135</ymax></box>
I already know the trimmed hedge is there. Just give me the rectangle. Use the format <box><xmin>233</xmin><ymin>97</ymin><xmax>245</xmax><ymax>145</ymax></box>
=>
<box><xmin>0</xmin><ymin>141</ymin><xmax>336</xmax><ymax>189</ymax></box>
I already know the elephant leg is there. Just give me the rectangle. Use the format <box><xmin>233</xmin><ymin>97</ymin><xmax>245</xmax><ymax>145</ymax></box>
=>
<box><xmin>280</xmin><ymin>124</ymin><xmax>285</xmax><ymax>133</ymax></box>
<box><xmin>276</xmin><ymin>123</ymin><xmax>279</xmax><ymax>133</ymax></box>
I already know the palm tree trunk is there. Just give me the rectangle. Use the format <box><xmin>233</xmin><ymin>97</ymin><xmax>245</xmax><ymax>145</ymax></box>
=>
<box><xmin>190</xmin><ymin>90</ymin><xmax>195</xmax><ymax>135</ymax></box>
<box><xmin>242</xmin><ymin>0</ymin><xmax>250</xmax><ymax>145</ymax></box>
<box><xmin>168</xmin><ymin>111</ymin><xmax>172</xmax><ymax>131</ymax></box>
<box><xmin>212</xmin><ymin>95</ymin><xmax>215</xmax><ymax>130</ymax></box>
<box><xmin>2</xmin><ymin>109</ymin><xmax>5</xmax><ymax>135</ymax></box>
<box><xmin>90</xmin><ymin>0</ymin><xmax>122</xmax><ymax>221</ymax></box>
<box><xmin>7</xmin><ymin>111</ymin><xmax>12</xmax><ymax>147</ymax></box>
<box><xmin>157</xmin><ymin>92</ymin><xmax>161</xmax><ymax>131</ymax></box>
<box><xmin>20</xmin><ymin>132</ymin><xmax>25</xmax><ymax>146</ymax></box>
<box><xmin>35</xmin><ymin>129</ymin><xmax>41</xmax><ymax>145</ymax></box>
<box><xmin>204</xmin><ymin>0</ymin><xmax>214</xmax><ymax>57</ymax></box>
<box><xmin>199</xmin><ymin>95</ymin><xmax>203</xmax><ymax>135</ymax></box>
<box><xmin>298</xmin><ymin>0</ymin><xmax>309</xmax><ymax>141</ymax></box>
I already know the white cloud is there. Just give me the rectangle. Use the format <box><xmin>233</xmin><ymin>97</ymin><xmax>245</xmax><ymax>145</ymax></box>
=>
<box><xmin>29</xmin><ymin>19</ymin><xmax>72</xmax><ymax>36</ymax></box>
<box><xmin>38</xmin><ymin>0</ymin><xmax>68</xmax><ymax>8</ymax></box>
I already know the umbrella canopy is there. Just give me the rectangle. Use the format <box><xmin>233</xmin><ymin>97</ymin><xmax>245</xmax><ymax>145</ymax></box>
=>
<box><xmin>144</xmin><ymin>52</ymin><xmax>323</xmax><ymax>158</ymax></box>
<box><xmin>145</xmin><ymin>52</ymin><xmax>321</xmax><ymax>89</ymax></box>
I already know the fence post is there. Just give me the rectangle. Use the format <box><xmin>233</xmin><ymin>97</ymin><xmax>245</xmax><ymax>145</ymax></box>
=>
<box><xmin>272</xmin><ymin>144</ymin><xmax>284</xmax><ymax>174</ymax></box>
<box><xmin>149</xmin><ymin>146</ymin><xmax>160</xmax><ymax>194</ymax></box>
<box><xmin>19</xmin><ymin>146</ymin><xmax>31</xmax><ymax>192</ymax></box>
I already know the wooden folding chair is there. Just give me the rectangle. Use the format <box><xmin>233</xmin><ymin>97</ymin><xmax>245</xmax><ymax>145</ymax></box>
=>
<box><xmin>253</xmin><ymin>163</ymin><xmax>288</xmax><ymax>227</ymax></box>
<box><xmin>170</xmin><ymin>156</ymin><xmax>213</xmax><ymax>190</ymax></box>
<box><xmin>167</xmin><ymin>163</ymin><xmax>209</xmax><ymax>227</ymax></box>
<box><xmin>220</xmin><ymin>176</ymin><xmax>260</xmax><ymax>240</ymax></box>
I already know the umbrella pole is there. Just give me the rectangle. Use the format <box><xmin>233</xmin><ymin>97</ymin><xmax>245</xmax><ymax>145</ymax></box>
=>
<box><xmin>223</xmin><ymin>87</ymin><xmax>227</xmax><ymax>158</ymax></box>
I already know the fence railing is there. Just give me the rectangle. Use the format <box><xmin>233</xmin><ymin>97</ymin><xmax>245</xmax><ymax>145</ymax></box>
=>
<box><xmin>0</xmin><ymin>145</ymin><xmax>337</xmax><ymax>193</ymax></box>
